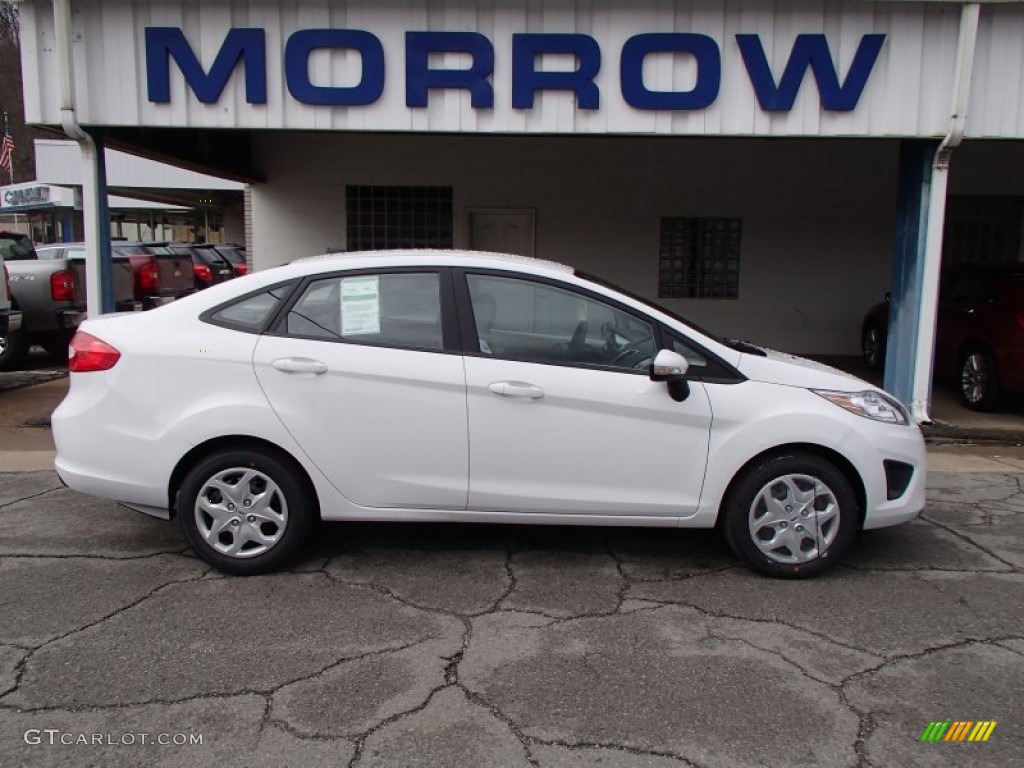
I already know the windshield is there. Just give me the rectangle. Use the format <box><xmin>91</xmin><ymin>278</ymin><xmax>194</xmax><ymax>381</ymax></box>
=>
<box><xmin>575</xmin><ymin>270</ymin><xmax>767</xmax><ymax>356</ymax></box>
<box><xmin>574</xmin><ymin>270</ymin><xmax>728</xmax><ymax>342</ymax></box>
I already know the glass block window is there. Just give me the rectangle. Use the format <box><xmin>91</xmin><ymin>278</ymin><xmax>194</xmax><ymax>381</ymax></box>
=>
<box><xmin>943</xmin><ymin>196</ymin><xmax>1023</xmax><ymax>265</ymax></box>
<box><xmin>346</xmin><ymin>186</ymin><xmax>454</xmax><ymax>251</ymax></box>
<box><xmin>658</xmin><ymin>217</ymin><xmax>741</xmax><ymax>299</ymax></box>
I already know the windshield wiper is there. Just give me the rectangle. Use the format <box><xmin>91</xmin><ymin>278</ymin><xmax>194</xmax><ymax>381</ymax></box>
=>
<box><xmin>724</xmin><ymin>338</ymin><xmax>767</xmax><ymax>356</ymax></box>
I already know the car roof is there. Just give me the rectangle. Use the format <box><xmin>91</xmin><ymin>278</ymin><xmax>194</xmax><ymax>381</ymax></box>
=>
<box><xmin>295</xmin><ymin>249</ymin><xmax>574</xmax><ymax>276</ymax></box>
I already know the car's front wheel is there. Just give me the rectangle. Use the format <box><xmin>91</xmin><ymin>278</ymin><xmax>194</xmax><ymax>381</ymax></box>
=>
<box><xmin>861</xmin><ymin>322</ymin><xmax>885</xmax><ymax>372</ymax></box>
<box><xmin>177</xmin><ymin>448</ymin><xmax>316</xmax><ymax>575</ymax></box>
<box><xmin>959</xmin><ymin>345</ymin><xmax>1002</xmax><ymax>412</ymax></box>
<box><xmin>723</xmin><ymin>453</ymin><xmax>858</xmax><ymax>578</ymax></box>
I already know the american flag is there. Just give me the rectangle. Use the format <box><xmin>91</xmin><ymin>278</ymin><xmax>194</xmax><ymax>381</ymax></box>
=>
<box><xmin>0</xmin><ymin>128</ymin><xmax>13</xmax><ymax>177</ymax></box>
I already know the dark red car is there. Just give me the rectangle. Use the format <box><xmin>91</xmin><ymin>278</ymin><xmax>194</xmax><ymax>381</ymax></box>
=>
<box><xmin>863</xmin><ymin>263</ymin><xmax>1024</xmax><ymax>411</ymax></box>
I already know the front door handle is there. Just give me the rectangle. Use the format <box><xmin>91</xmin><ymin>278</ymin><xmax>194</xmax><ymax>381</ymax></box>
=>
<box><xmin>488</xmin><ymin>381</ymin><xmax>544</xmax><ymax>399</ymax></box>
<box><xmin>272</xmin><ymin>357</ymin><xmax>328</xmax><ymax>375</ymax></box>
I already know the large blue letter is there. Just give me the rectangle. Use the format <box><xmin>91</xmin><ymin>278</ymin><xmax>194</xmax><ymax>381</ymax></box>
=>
<box><xmin>146</xmin><ymin>27</ymin><xmax>266</xmax><ymax>104</ymax></box>
<box><xmin>285</xmin><ymin>30</ymin><xmax>385</xmax><ymax>106</ymax></box>
<box><xmin>736</xmin><ymin>33</ymin><xmax>886</xmax><ymax>112</ymax></box>
<box><xmin>406</xmin><ymin>32</ymin><xmax>494</xmax><ymax>108</ymax></box>
<box><xmin>621</xmin><ymin>33</ymin><xmax>720</xmax><ymax>110</ymax></box>
<box><xmin>512</xmin><ymin>34</ymin><xmax>601</xmax><ymax>110</ymax></box>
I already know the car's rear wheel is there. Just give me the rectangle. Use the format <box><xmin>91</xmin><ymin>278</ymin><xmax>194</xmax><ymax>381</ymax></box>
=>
<box><xmin>177</xmin><ymin>448</ymin><xmax>315</xmax><ymax>575</ymax></box>
<box><xmin>862</xmin><ymin>322</ymin><xmax>885</xmax><ymax>372</ymax></box>
<box><xmin>723</xmin><ymin>453</ymin><xmax>858</xmax><ymax>578</ymax></box>
<box><xmin>0</xmin><ymin>328</ymin><xmax>28</xmax><ymax>371</ymax></box>
<box><xmin>959</xmin><ymin>345</ymin><xmax>1002</xmax><ymax>412</ymax></box>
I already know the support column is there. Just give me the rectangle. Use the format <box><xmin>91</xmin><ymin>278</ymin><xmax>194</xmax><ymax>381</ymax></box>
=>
<box><xmin>884</xmin><ymin>139</ymin><xmax>939</xmax><ymax>410</ymax></box>
<box><xmin>80</xmin><ymin>129</ymin><xmax>115</xmax><ymax>315</ymax></box>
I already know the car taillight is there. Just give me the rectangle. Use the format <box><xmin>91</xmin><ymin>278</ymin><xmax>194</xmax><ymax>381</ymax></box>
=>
<box><xmin>68</xmin><ymin>331</ymin><xmax>121</xmax><ymax>372</ymax></box>
<box><xmin>138</xmin><ymin>257</ymin><xmax>160</xmax><ymax>293</ymax></box>
<box><xmin>1016</xmin><ymin>313</ymin><xmax>1024</xmax><ymax>330</ymax></box>
<box><xmin>193</xmin><ymin>263</ymin><xmax>213</xmax><ymax>284</ymax></box>
<box><xmin>233</xmin><ymin>263</ymin><xmax>248</xmax><ymax>276</ymax></box>
<box><xmin>50</xmin><ymin>268</ymin><xmax>76</xmax><ymax>302</ymax></box>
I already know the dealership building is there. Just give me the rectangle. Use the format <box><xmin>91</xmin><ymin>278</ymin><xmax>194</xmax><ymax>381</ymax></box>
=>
<box><xmin>14</xmin><ymin>0</ymin><xmax>1024</xmax><ymax>420</ymax></box>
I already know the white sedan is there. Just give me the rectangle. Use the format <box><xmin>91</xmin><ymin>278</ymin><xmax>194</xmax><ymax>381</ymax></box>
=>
<box><xmin>52</xmin><ymin>251</ymin><xmax>925</xmax><ymax>577</ymax></box>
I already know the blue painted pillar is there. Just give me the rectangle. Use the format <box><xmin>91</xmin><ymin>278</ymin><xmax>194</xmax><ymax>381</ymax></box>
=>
<box><xmin>884</xmin><ymin>139</ymin><xmax>940</xmax><ymax>404</ymax></box>
<box><xmin>86</xmin><ymin>128</ymin><xmax>116</xmax><ymax>313</ymax></box>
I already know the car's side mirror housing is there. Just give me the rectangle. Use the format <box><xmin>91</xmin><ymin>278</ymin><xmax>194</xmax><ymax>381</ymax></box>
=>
<box><xmin>650</xmin><ymin>349</ymin><xmax>691</xmax><ymax>402</ymax></box>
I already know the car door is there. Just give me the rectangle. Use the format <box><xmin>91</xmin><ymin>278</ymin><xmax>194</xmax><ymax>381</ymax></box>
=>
<box><xmin>935</xmin><ymin>271</ymin><xmax>995</xmax><ymax>376</ymax></box>
<box><xmin>253</xmin><ymin>269</ymin><xmax>468</xmax><ymax>510</ymax></box>
<box><xmin>459</xmin><ymin>271</ymin><xmax>713</xmax><ymax>516</ymax></box>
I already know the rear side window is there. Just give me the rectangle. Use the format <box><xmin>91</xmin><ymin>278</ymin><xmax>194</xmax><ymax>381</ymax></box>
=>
<box><xmin>285</xmin><ymin>272</ymin><xmax>443</xmax><ymax>350</ymax></box>
<box><xmin>0</xmin><ymin>235</ymin><xmax>37</xmax><ymax>261</ymax></box>
<box><xmin>207</xmin><ymin>285</ymin><xmax>293</xmax><ymax>333</ymax></box>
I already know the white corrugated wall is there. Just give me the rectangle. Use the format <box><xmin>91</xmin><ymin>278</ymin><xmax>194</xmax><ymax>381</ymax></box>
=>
<box><xmin>17</xmin><ymin>0</ymin><xmax>1024</xmax><ymax>138</ymax></box>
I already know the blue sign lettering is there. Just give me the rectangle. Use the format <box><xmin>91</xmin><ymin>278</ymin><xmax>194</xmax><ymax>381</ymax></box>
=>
<box><xmin>144</xmin><ymin>27</ymin><xmax>887</xmax><ymax>115</ymax></box>
<box><xmin>736</xmin><ymin>33</ymin><xmax>887</xmax><ymax>112</ymax></box>
<box><xmin>620</xmin><ymin>33</ymin><xmax>720</xmax><ymax>111</ymax></box>
<box><xmin>285</xmin><ymin>30</ymin><xmax>385</xmax><ymax>106</ymax></box>
<box><xmin>512</xmin><ymin>34</ymin><xmax>601</xmax><ymax>110</ymax></box>
<box><xmin>146</xmin><ymin>27</ymin><xmax>266</xmax><ymax>104</ymax></box>
<box><xmin>406</xmin><ymin>32</ymin><xmax>495</xmax><ymax>108</ymax></box>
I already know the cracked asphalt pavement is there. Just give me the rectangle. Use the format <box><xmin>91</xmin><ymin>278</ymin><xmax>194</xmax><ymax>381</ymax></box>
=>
<box><xmin>0</xmin><ymin>469</ymin><xmax>1021</xmax><ymax>767</ymax></box>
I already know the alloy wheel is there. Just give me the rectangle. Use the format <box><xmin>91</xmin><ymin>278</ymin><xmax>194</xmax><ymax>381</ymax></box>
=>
<box><xmin>961</xmin><ymin>352</ymin><xmax>988</xmax><ymax>405</ymax></box>
<box><xmin>862</xmin><ymin>326</ymin><xmax>881</xmax><ymax>369</ymax></box>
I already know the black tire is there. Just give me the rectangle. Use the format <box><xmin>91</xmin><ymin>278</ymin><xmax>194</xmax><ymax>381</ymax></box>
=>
<box><xmin>0</xmin><ymin>327</ymin><xmax>29</xmax><ymax>371</ymax></box>
<box><xmin>958</xmin><ymin>345</ymin><xmax>1002</xmax><ymax>412</ymax></box>
<box><xmin>722</xmin><ymin>453</ymin><xmax>859</xmax><ymax>578</ymax></box>
<box><xmin>177</xmin><ymin>448</ymin><xmax>316</xmax><ymax>575</ymax></box>
<box><xmin>42</xmin><ymin>334</ymin><xmax>72</xmax><ymax>363</ymax></box>
<box><xmin>861</xmin><ymin>322</ymin><xmax>885</xmax><ymax>372</ymax></box>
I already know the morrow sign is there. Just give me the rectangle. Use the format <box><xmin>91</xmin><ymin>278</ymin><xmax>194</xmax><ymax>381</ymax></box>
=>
<box><xmin>146</xmin><ymin>29</ymin><xmax>887</xmax><ymax>113</ymax></box>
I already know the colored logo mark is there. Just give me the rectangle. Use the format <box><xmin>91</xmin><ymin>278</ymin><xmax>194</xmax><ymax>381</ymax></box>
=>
<box><xmin>920</xmin><ymin>721</ymin><xmax>997</xmax><ymax>742</ymax></box>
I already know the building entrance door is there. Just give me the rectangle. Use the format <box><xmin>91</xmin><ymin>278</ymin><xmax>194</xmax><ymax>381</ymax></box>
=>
<box><xmin>468</xmin><ymin>209</ymin><xmax>535</xmax><ymax>258</ymax></box>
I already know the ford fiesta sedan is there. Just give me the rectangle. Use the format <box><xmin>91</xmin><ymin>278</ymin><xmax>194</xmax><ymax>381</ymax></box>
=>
<box><xmin>53</xmin><ymin>251</ymin><xmax>925</xmax><ymax>578</ymax></box>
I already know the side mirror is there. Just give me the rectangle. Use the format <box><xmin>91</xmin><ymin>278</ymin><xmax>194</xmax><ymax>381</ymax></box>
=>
<box><xmin>650</xmin><ymin>349</ymin><xmax>691</xmax><ymax>402</ymax></box>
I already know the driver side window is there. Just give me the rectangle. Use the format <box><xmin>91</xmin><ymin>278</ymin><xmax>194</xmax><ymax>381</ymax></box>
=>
<box><xmin>466</xmin><ymin>274</ymin><xmax>655</xmax><ymax>371</ymax></box>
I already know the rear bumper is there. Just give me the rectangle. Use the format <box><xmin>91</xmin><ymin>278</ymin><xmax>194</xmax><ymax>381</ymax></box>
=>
<box><xmin>143</xmin><ymin>295</ymin><xmax>177</xmax><ymax>309</ymax></box>
<box><xmin>115</xmin><ymin>300</ymin><xmax>144</xmax><ymax>313</ymax></box>
<box><xmin>57</xmin><ymin>308</ymin><xmax>86</xmax><ymax>330</ymax></box>
<box><xmin>0</xmin><ymin>309</ymin><xmax>21</xmax><ymax>334</ymax></box>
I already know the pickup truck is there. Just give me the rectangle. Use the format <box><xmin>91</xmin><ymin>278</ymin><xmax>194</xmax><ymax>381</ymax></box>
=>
<box><xmin>0</xmin><ymin>234</ymin><xmax>24</xmax><ymax>361</ymax></box>
<box><xmin>0</xmin><ymin>237</ymin><xmax>139</xmax><ymax>369</ymax></box>
<box><xmin>115</xmin><ymin>242</ymin><xmax>196</xmax><ymax>307</ymax></box>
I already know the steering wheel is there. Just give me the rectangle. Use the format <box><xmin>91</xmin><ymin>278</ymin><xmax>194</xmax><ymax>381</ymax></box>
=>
<box><xmin>601</xmin><ymin>322</ymin><xmax>624</xmax><ymax>354</ymax></box>
<box><xmin>608</xmin><ymin>338</ymin><xmax>655</xmax><ymax>369</ymax></box>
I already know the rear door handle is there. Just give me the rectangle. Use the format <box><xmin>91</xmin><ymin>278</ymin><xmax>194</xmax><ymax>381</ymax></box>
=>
<box><xmin>272</xmin><ymin>357</ymin><xmax>328</xmax><ymax>375</ymax></box>
<box><xmin>488</xmin><ymin>381</ymin><xmax>544</xmax><ymax>399</ymax></box>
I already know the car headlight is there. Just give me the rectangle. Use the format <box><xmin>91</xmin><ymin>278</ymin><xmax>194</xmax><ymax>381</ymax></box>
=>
<box><xmin>813</xmin><ymin>389</ymin><xmax>910</xmax><ymax>425</ymax></box>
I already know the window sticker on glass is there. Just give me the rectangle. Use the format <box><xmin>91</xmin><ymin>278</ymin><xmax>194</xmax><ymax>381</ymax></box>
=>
<box><xmin>341</xmin><ymin>276</ymin><xmax>381</xmax><ymax>336</ymax></box>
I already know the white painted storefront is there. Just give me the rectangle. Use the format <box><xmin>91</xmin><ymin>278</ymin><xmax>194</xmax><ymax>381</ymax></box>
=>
<box><xmin>14</xmin><ymin>0</ymin><xmax>1024</xmax><ymax>407</ymax></box>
